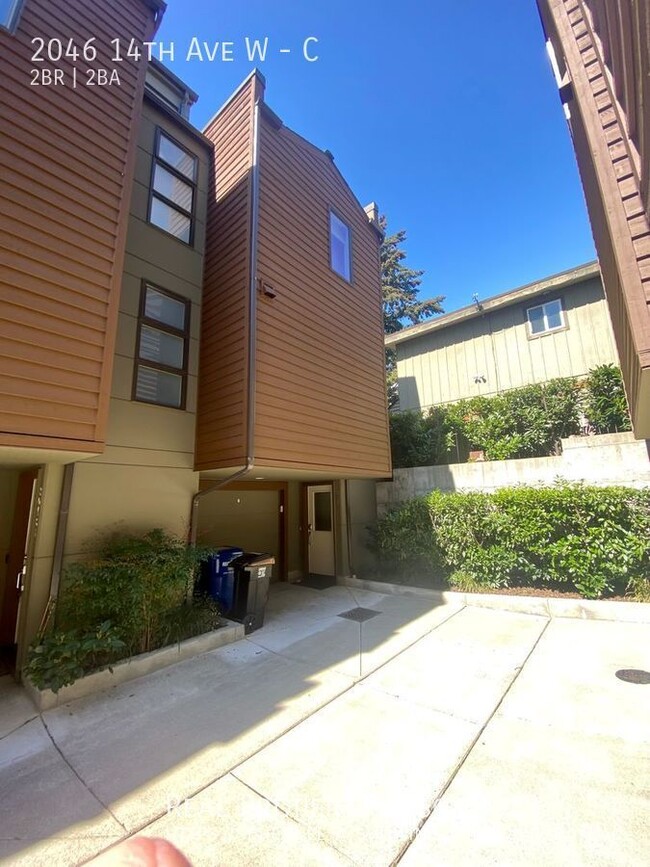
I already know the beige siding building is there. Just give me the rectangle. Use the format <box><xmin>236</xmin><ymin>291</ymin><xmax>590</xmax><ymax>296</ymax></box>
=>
<box><xmin>387</xmin><ymin>262</ymin><xmax>619</xmax><ymax>412</ymax></box>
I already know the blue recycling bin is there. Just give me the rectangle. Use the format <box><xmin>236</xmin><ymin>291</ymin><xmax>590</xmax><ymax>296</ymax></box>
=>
<box><xmin>199</xmin><ymin>547</ymin><xmax>243</xmax><ymax>609</ymax></box>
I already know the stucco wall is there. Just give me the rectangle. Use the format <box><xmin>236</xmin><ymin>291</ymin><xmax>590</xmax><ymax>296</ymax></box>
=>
<box><xmin>377</xmin><ymin>432</ymin><xmax>650</xmax><ymax>514</ymax></box>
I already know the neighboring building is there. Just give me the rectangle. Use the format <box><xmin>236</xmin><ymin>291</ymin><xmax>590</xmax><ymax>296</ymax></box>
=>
<box><xmin>0</xmin><ymin>1</ymin><xmax>390</xmax><ymax>675</ymax></box>
<box><xmin>536</xmin><ymin>0</ymin><xmax>650</xmax><ymax>437</ymax></box>
<box><xmin>386</xmin><ymin>262</ymin><xmax>618</xmax><ymax>412</ymax></box>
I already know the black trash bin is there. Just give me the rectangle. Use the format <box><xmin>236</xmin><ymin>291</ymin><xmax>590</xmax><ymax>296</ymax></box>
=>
<box><xmin>229</xmin><ymin>553</ymin><xmax>274</xmax><ymax>634</ymax></box>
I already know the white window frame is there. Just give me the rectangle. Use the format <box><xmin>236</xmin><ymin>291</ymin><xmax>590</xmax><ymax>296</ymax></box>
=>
<box><xmin>329</xmin><ymin>210</ymin><xmax>352</xmax><ymax>282</ymax></box>
<box><xmin>526</xmin><ymin>298</ymin><xmax>566</xmax><ymax>337</ymax></box>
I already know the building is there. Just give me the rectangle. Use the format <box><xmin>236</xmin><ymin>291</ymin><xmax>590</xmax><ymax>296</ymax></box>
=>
<box><xmin>536</xmin><ymin>0</ymin><xmax>650</xmax><ymax>437</ymax></box>
<box><xmin>0</xmin><ymin>0</ymin><xmax>390</xmax><ymax>676</ymax></box>
<box><xmin>387</xmin><ymin>262</ymin><xmax>618</xmax><ymax>412</ymax></box>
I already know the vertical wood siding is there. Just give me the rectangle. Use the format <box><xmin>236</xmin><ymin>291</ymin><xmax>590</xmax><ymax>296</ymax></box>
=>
<box><xmin>254</xmin><ymin>117</ymin><xmax>391</xmax><ymax>477</ymax></box>
<box><xmin>194</xmin><ymin>77</ymin><xmax>258</xmax><ymax>469</ymax></box>
<box><xmin>396</xmin><ymin>278</ymin><xmax>618</xmax><ymax>411</ymax></box>
<box><xmin>538</xmin><ymin>0</ymin><xmax>650</xmax><ymax>435</ymax></box>
<box><xmin>0</xmin><ymin>0</ymin><xmax>158</xmax><ymax>451</ymax></box>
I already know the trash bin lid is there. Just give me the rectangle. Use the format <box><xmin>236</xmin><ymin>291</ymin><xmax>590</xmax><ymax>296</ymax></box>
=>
<box><xmin>232</xmin><ymin>552</ymin><xmax>275</xmax><ymax>567</ymax></box>
<box><xmin>216</xmin><ymin>546</ymin><xmax>244</xmax><ymax>556</ymax></box>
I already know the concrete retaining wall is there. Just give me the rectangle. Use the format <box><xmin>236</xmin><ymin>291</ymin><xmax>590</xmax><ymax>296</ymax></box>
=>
<box><xmin>377</xmin><ymin>432</ymin><xmax>650</xmax><ymax>514</ymax></box>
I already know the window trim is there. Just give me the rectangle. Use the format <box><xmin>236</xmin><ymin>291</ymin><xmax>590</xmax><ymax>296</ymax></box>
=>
<box><xmin>132</xmin><ymin>281</ymin><xmax>190</xmax><ymax>410</ymax></box>
<box><xmin>147</xmin><ymin>128</ymin><xmax>198</xmax><ymax>247</ymax></box>
<box><xmin>328</xmin><ymin>209</ymin><xmax>353</xmax><ymax>283</ymax></box>
<box><xmin>0</xmin><ymin>0</ymin><xmax>25</xmax><ymax>33</ymax></box>
<box><xmin>525</xmin><ymin>296</ymin><xmax>568</xmax><ymax>339</ymax></box>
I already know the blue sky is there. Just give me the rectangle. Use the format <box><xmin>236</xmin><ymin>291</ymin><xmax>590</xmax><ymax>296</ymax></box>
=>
<box><xmin>157</xmin><ymin>0</ymin><xmax>595</xmax><ymax>314</ymax></box>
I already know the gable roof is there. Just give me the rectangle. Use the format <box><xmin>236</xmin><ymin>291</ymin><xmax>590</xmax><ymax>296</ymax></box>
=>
<box><xmin>385</xmin><ymin>261</ymin><xmax>600</xmax><ymax>347</ymax></box>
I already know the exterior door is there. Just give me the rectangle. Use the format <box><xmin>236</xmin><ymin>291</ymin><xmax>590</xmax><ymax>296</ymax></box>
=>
<box><xmin>307</xmin><ymin>484</ymin><xmax>335</xmax><ymax>576</ymax></box>
<box><xmin>0</xmin><ymin>469</ymin><xmax>38</xmax><ymax>646</ymax></box>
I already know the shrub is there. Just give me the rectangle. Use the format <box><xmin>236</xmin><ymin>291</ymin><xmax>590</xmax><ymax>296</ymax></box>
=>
<box><xmin>389</xmin><ymin>408</ymin><xmax>454</xmax><ymax>468</ymax></box>
<box><xmin>26</xmin><ymin>529</ymin><xmax>221</xmax><ymax>692</ymax></box>
<box><xmin>374</xmin><ymin>484</ymin><xmax>650</xmax><ymax>599</ymax></box>
<box><xmin>56</xmin><ymin>528</ymin><xmax>212</xmax><ymax>656</ymax></box>
<box><xmin>25</xmin><ymin>622</ymin><xmax>125</xmax><ymax>694</ymax></box>
<box><xmin>446</xmin><ymin>380</ymin><xmax>582</xmax><ymax>462</ymax></box>
<box><xmin>390</xmin><ymin>366</ymin><xmax>633</xmax><ymax>468</ymax></box>
<box><xmin>584</xmin><ymin>364</ymin><xmax>631</xmax><ymax>433</ymax></box>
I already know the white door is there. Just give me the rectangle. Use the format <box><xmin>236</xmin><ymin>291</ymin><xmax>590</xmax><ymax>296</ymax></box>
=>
<box><xmin>307</xmin><ymin>484</ymin><xmax>335</xmax><ymax>576</ymax></box>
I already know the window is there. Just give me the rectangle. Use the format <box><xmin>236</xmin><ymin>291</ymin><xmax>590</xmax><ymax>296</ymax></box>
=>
<box><xmin>330</xmin><ymin>211</ymin><xmax>351</xmax><ymax>281</ymax></box>
<box><xmin>526</xmin><ymin>299</ymin><xmax>565</xmax><ymax>336</ymax></box>
<box><xmin>0</xmin><ymin>0</ymin><xmax>24</xmax><ymax>31</ymax></box>
<box><xmin>134</xmin><ymin>284</ymin><xmax>189</xmax><ymax>409</ymax></box>
<box><xmin>149</xmin><ymin>131</ymin><xmax>197</xmax><ymax>244</ymax></box>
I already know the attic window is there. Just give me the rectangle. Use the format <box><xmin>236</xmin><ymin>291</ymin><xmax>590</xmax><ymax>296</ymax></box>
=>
<box><xmin>527</xmin><ymin>298</ymin><xmax>565</xmax><ymax>336</ymax></box>
<box><xmin>330</xmin><ymin>211</ymin><xmax>351</xmax><ymax>282</ymax></box>
<box><xmin>1</xmin><ymin>0</ymin><xmax>25</xmax><ymax>31</ymax></box>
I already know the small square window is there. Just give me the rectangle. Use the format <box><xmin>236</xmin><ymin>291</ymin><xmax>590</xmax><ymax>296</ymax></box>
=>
<box><xmin>526</xmin><ymin>299</ymin><xmax>565</xmax><ymax>336</ymax></box>
<box><xmin>330</xmin><ymin>211</ymin><xmax>351</xmax><ymax>282</ymax></box>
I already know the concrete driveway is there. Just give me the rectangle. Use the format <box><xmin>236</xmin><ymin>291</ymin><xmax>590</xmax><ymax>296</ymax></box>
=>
<box><xmin>1</xmin><ymin>582</ymin><xmax>649</xmax><ymax>866</ymax></box>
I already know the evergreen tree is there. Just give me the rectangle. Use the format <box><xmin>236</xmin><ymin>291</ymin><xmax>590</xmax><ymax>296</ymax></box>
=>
<box><xmin>380</xmin><ymin>214</ymin><xmax>444</xmax><ymax>406</ymax></box>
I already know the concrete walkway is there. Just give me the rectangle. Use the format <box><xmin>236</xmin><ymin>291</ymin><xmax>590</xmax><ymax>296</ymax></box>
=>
<box><xmin>1</xmin><ymin>583</ymin><xmax>649</xmax><ymax>866</ymax></box>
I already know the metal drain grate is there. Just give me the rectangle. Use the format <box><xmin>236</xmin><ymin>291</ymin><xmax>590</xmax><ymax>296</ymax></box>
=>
<box><xmin>615</xmin><ymin>669</ymin><xmax>650</xmax><ymax>684</ymax></box>
<box><xmin>338</xmin><ymin>607</ymin><xmax>381</xmax><ymax>623</ymax></box>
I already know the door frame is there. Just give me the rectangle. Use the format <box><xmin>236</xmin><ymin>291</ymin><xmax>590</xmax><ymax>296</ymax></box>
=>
<box><xmin>217</xmin><ymin>480</ymin><xmax>288</xmax><ymax>580</ymax></box>
<box><xmin>302</xmin><ymin>481</ymin><xmax>337</xmax><ymax>577</ymax></box>
<box><xmin>0</xmin><ymin>467</ymin><xmax>39</xmax><ymax>652</ymax></box>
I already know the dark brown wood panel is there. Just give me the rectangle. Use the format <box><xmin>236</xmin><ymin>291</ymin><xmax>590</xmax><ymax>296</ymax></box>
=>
<box><xmin>195</xmin><ymin>76</ymin><xmax>260</xmax><ymax>470</ymax></box>
<box><xmin>538</xmin><ymin>0</ymin><xmax>650</xmax><ymax>434</ymax></box>
<box><xmin>0</xmin><ymin>0</ymin><xmax>159</xmax><ymax>450</ymax></box>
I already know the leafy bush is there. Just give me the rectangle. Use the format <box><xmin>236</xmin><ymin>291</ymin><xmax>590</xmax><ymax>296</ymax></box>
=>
<box><xmin>25</xmin><ymin>622</ymin><xmax>125</xmax><ymax>693</ymax></box>
<box><xmin>583</xmin><ymin>364</ymin><xmax>631</xmax><ymax>433</ymax></box>
<box><xmin>374</xmin><ymin>484</ymin><xmax>650</xmax><ymax>599</ymax></box>
<box><xmin>389</xmin><ymin>408</ymin><xmax>454</xmax><ymax>467</ymax></box>
<box><xmin>26</xmin><ymin>529</ymin><xmax>220</xmax><ymax>692</ymax></box>
<box><xmin>390</xmin><ymin>366</ymin><xmax>632</xmax><ymax>468</ymax></box>
<box><xmin>56</xmin><ymin>529</ymin><xmax>212</xmax><ymax>656</ymax></box>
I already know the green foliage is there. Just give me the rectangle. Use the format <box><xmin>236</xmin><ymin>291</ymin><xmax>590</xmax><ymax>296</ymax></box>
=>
<box><xmin>627</xmin><ymin>576</ymin><xmax>650</xmax><ymax>603</ymax></box>
<box><xmin>26</xmin><ymin>529</ymin><xmax>220</xmax><ymax>692</ymax></box>
<box><xmin>390</xmin><ymin>366</ymin><xmax>632</xmax><ymax>468</ymax></box>
<box><xmin>56</xmin><ymin>529</ymin><xmax>213</xmax><ymax>656</ymax></box>
<box><xmin>388</xmin><ymin>408</ymin><xmax>455</xmax><ymax>468</ymax></box>
<box><xmin>583</xmin><ymin>364</ymin><xmax>631</xmax><ymax>433</ymax></box>
<box><xmin>380</xmin><ymin>214</ymin><xmax>444</xmax><ymax>407</ymax></box>
<box><xmin>374</xmin><ymin>484</ymin><xmax>650</xmax><ymax>599</ymax></box>
<box><xmin>25</xmin><ymin>622</ymin><xmax>125</xmax><ymax>694</ymax></box>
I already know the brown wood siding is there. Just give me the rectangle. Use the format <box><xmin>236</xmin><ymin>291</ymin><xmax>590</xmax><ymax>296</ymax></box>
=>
<box><xmin>194</xmin><ymin>77</ymin><xmax>259</xmax><ymax>470</ymax></box>
<box><xmin>254</xmin><ymin>119</ymin><xmax>391</xmax><ymax>477</ymax></box>
<box><xmin>0</xmin><ymin>0</ymin><xmax>157</xmax><ymax>452</ymax></box>
<box><xmin>538</xmin><ymin>0</ymin><xmax>650</xmax><ymax>436</ymax></box>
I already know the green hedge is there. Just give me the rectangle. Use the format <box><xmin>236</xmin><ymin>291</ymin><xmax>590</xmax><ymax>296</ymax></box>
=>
<box><xmin>374</xmin><ymin>484</ymin><xmax>650</xmax><ymax>599</ymax></box>
<box><xmin>26</xmin><ymin>529</ymin><xmax>220</xmax><ymax>692</ymax></box>
<box><xmin>391</xmin><ymin>365</ymin><xmax>631</xmax><ymax>467</ymax></box>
